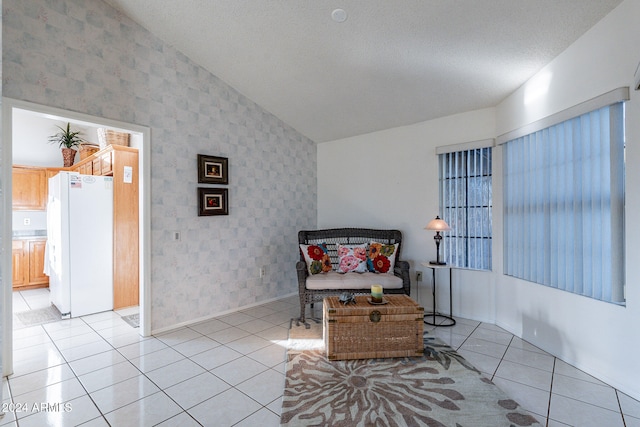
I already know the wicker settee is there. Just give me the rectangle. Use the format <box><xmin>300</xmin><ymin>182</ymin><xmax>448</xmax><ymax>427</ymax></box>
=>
<box><xmin>296</xmin><ymin>228</ymin><xmax>411</xmax><ymax>326</ymax></box>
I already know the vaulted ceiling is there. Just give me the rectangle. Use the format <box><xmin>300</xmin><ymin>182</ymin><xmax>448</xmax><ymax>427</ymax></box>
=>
<box><xmin>103</xmin><ymin>0</ymin><xmax>622</xmax><ymax>142</ymax></box>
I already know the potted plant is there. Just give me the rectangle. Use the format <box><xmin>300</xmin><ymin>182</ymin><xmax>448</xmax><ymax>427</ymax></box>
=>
<box><xmin>48</xmin><ymin>122</ymin><xmax>84</xmax><ymax>167</ymax></box>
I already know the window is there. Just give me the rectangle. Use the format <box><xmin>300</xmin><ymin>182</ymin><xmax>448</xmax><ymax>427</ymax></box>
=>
<box><xmin>438</xmin><ymin>147</ymin><xmax>492</xmax><ymax>270</ymax></box>
<box><xmin>503</xmin><ymin>102</ymin><xmax>625</xmax><ymax>303</ymax></box>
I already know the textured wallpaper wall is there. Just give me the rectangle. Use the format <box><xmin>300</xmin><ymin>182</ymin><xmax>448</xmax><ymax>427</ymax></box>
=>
<box><xmin>2</xmin><ymin>0</ymin><xmax>317</xmax><ymax>330</ymax></box>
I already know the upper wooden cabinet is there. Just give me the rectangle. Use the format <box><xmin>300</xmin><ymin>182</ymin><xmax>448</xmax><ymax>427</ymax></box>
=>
<box><xmin>12</xmin><ymin>166</ymin><xmax>47</xmax><ymax>210</ymax></box>
<box><xmin>12</xmin><ymin>166</ymin><xmax>67</xmax><ymax>211</ymax></box>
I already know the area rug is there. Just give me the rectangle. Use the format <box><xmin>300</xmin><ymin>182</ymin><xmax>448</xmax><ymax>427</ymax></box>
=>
<box><xmin>281</xmin><ymin>323</ymin><xmax>540</xmax><ymax>427</ymax></box>
<box><xmin>14</xmin><ymin>305</ymin><xmax>62</xmax><ymax>327</ymax></box>
<box><xmin>121</xmin><ymin>313</ymin><xmax>140</xmax><ymax>328</ymax></box>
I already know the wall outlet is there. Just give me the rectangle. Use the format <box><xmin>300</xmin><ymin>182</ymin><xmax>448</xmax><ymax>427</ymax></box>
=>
<box><xmin>416</xmin><ymin>271</ymin><xmax>423</xmax><ymax>282</ymax></box>
<box><xmin>173</xmin><ymin>231</ymin><xmax>181</xmax><ymax>241</ymax></box>
<box><xmin>259</xmin><ymin>266</ymin><xmax>266</xmax><ymax>278</ymax></box>
<box><xmin>23</xmin><ymin>218</ymin><xmax>31</xmax><ymax>225</ymax></box>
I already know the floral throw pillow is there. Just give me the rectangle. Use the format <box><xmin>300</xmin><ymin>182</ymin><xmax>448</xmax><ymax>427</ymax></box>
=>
<box><xmin>300</xmin><ymin>243</ymin><xmax>332</xmax><ymax>275</ymax></box>
<box><xmin>367</xmin><ymin>242</ymin><xmax>399</xmax><ymax>274</ymax></box>
<box><xmin>337</xmin><ymin>244</ymin><xmax>368</xmax><ymax>273</ymax></box>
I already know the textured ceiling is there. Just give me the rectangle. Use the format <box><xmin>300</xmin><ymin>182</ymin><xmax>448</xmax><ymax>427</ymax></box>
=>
<box><xmin>103</xmin><ymin>0</ymin><xmax>622</xmax><ymax>142</ymax></box>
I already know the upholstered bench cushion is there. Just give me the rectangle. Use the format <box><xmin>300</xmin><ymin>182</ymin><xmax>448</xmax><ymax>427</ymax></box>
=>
<box><xmin>305</xmin><ymin>271</ymin><xmax>403</xmax><ymax>290</ymax></box>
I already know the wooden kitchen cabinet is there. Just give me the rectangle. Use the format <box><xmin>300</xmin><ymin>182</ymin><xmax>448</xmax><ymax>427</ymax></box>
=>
<box><xmin>100</xmin><ymin>151</ymin><xmax>113</xmax><ymax>175</ymax></box>
<box><xmin>12</xmin><ymin>238</ymin><xmax>49</xmax><ymax>290</ymax></box>
<box><xmin>12</xmin><ymin>240</ymin><xmax>26</xmax><ymax>287</ymax></box>
<box><xmin>12</xmin><ymin>166</ymin><xmax>47</xmax><ymax>210</ymax></box>
<box><xmin>28</xmin><ymin>240</ymin><xmax>49</xmax><ymax>286</ymax></box>
<box><xmin>110</xmin><ymin>147</ymin><xmax>139</xmax><ymax>309</ymax></box>
<box><xmin>12</xmin><ymin>166</ymin><xmax>65</xmax><ymax>211</ymax></box>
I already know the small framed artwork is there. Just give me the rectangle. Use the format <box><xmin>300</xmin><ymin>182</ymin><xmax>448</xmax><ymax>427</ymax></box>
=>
<box><xmin>198</xmin><ymin>154</ymin><xmax>229</xmax><ymax>184</ymax></box>
<box><xmin>198</xmin><ymin>187</ymin><xmax>229</xmax><ymax>216</ymax></box>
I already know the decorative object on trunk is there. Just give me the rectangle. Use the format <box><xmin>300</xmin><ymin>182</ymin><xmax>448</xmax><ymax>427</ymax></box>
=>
<box><xmin>338</xmin><ymin>292</ymin><xmax>356</xmax><ymax>305</ymax></box>
<box><xmin>48</xmin><ymin>122</ymin><xmax>84</xmax><ymax>167</ymax></box>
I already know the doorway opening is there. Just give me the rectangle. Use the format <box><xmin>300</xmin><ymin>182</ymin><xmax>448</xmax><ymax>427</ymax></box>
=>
<box><xmin>2</xmin><ymin>98</ymin><xmax>151</xmax><ymax>376</ymax></box>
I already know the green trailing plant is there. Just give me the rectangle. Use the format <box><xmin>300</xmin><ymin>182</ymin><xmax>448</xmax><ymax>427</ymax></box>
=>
<box><xmin>48</xmin><ymin>122</ymin><xmax>84</xmax><ymax>149</ymax></box>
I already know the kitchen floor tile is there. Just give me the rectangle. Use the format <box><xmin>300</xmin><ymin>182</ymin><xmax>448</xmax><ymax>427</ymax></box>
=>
<box><xmin>67</xmin><ymin>349</ymin><xmax>127</xmax><ymax>376</ymax></box>
<box><xmin>145</xmin><ymin>358</ymin><xmax>205</xmax><ymax>389</ymax></box>
<box><xmin>59</xmin><ymin>340</ymin><xmax>113</xmax><ymax>362</ymax></box>
<box><xmin>16</xmin><ymin>394</ymin><xmax>101</xmax><ymax>427</ymax></box>
<box><xmin>103</xmin><ymin>391</ymin><xmax>183</xmax><ymax>427</ymax></box>
<box><xmin>189</xmin><ymin>345</ymin><xmax>242</xmax><ymax>370</ymax></box>
<box><xmin>8</xmin><ymin>363</ymin><xmax>76</xmax><ymax>397</ymax></box>
<box><xmin>224</xmin><ymin>334</ymin><xmax>272</xmax><ymax>355</ymax></box>
<box><xmin>469</xmin><ymin>327</ymin><xmax>514</xmax><ymax>346</ymax></box>
<box><xmin>619</xmin><ymin>392</ymin><xmax>640</xmax><ymax>419</ymax></box>
<box><xmin>155</xmin><ymin>328</ymin><xmax>203</xmax><ymax>346</ymax></box>
<box><xmin>210</xmin><ymin>356</ymin><xmax>269</xmax><ymax>386</ymax></box>
<box><xmin>129</xmin><ymin>347</ymin><xmax>185</xmax><ymax>373</ymax></box>
<box><xmin>217</xmin><ymin>312</ymin><xmax>255</xmax><ymax>327</ymax></box>
<box><xmin>459</xmin><ymin>336</ymin><xmax>508</xmax><ymax>359</ymax></box>
<box><xmin>204</xmin><ymin>326</ymin><xmax>251</xmax><ymax>344</ymax></box>
<box><xmin>548</xmin><ymin>393</ymin><xmax>625</xmax><ymax>427</ymax></box>
<box><xmin>188</xmin><ymin>318</ymin><xmax>230</xmax><ymax>335</ymax></box>
<box><xmin>171</xmin><ymin>335</ymin><xmax>221</xmax><ymax>358</ymax></box>
<box><xmin>164</xmin><ymin>372</ymin><xmax>230</xmax><ymax>410</ymax></box>
<box><xmin>117</xmin><ymin>337</ymin><xmax>168</xmax><ymax>360</ymax></box>
<box><xmin>14</xmin><ymin>377</ymin><xmax>86</xmax><ymax>417</ymax></box>
<box><xmin>187</xmin><ymin>388</ymin><xmax>262</xmax><ymax>426</ymax></box>
<box><xmin>456</xmin><ymin>348</ymin><xmax>501</xmax><ymax>377</ymax></box>
<box><xmin>89</xmin><ymin>375</ymin><xmax>160</xmax><ymax>414</ymax></box>
<box><xmin>492</xmin><ymin>376</ymin><xmax>551</xmax><ymax>419</ymax></box>
<box><xmin>77</xmin><ymin>361</ymin><xmax>141</xmax><ymax>393</ymax></box>
<box><xmin>155</xmin><ymin>411</ymin><xmax>202</xmax><ymax>427</ymax></box>
<box><xmin>234</xmin><ymin>407</ymin><xmax>281</xmax><ymax>427</ymax></box>
<box><xmin>235</xmin><ymin>369</ymin><xmax>284</xmax><ymax>406</ymax></box>
<box><xmin>553</xmin><ymin>359</ymin><xmax>609</xmax><ymax>386</ymax></box>
<box><xmin>502</xmin><ymin>346</ymin><xmax>555</xmax><ymax>372</ymax></box>
<box><xmin>552</xmin><ymin>374</ymin><xmax>621</xmax><ymax>412</ymax></box>
<box><xmin>494</xmin><ymin>360</ymin><xmax>553</xmax><ymax>392</ymax></box>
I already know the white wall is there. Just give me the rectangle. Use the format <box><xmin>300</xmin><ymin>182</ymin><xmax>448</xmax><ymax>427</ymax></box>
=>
<box><xmin>12</xmin><ymin>109</ymin><xmax>102</xmax><ymax>167</ymax></box>
<box><xmin>318</xmin><ymin>108</ymin><xmax>496</xmax><ymax>317</ymax></box>
<box><xmin>318</xmin><ymin>0</ymin><xmax>640</xmax><ymax>400</ymax></box>
<box><xmin>494</xmin><ymin>0</ymin><xmax>640</xmax><ymax>399</ymax></box>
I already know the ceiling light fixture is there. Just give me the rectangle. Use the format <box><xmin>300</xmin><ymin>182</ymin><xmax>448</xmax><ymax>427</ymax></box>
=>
<box><xmin>331</xmin><ymin>9</ymin><xmax>347</xmax><ymax>23</ymax></box>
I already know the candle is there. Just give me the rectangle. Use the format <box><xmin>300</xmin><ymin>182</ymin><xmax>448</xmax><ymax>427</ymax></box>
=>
<box><xmin>371</xmin><ymin>284</ymin><xmax>383</xmax><ymax>303</ymax></box>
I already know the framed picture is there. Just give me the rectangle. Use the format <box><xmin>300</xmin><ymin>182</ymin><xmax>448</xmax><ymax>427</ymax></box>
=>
<box><xmin>198</xmin><ymin>154</ymin><xmax>229</xmax><ymax>184</ymax></box>
<box><xmin>198</xmin><ymin>187</ymin><xmax>229</xmax><ymax>216</ymax></box>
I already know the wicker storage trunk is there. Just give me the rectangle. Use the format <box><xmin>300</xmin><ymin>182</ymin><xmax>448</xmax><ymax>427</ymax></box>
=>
<box><xmin>323</xmin><ymin>295</ymin><xmax>424</xmax><ymax>360</ymax></box>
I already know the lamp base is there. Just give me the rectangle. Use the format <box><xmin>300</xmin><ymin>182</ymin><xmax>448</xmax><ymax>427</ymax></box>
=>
<box><xmin>428</xmin><ymin>261</ymin><xmax>447</xmax><ymax>266</ymax></box>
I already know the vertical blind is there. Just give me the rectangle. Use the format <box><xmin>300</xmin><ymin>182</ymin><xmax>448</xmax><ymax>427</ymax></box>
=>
<box><xmin>439</xmin><ymin>147</ymin><xmax>492</xmax><ymax>270</ymax></box>
<box><xmin>503</xmin><ymin>103</ymin><xmax>625</xmax><ymax>303</ymax></box>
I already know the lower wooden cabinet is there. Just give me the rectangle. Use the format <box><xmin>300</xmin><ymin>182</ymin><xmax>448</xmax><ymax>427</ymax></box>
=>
<box><xmin>12</xmin><ymin>241</ymin><xmax>27</xmax><ymax>288</ymax></box>
<box><xmin>13</xmin><ymin>238</ymin><xmax>49</xmax><ymax>290</ymax></box>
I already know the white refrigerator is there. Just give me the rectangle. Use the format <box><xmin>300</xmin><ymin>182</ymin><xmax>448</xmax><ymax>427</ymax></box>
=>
<box><xmin>47</xmin><ymin>172</ymin><xmax>113</xmax><ymax>318</ymax></box>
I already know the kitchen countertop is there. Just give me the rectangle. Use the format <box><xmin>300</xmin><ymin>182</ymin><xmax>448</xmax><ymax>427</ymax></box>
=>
<box><xmin>12</xmin><ymin>230</ymin><xmax>47</xmax><ymax>239</ymax></box>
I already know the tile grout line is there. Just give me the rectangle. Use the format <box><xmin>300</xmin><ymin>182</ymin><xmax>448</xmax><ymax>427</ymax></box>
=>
<box><xmin>545</xmin><ymin>357</ymin><xmax>556</xmax><ymax>427</ymax></box>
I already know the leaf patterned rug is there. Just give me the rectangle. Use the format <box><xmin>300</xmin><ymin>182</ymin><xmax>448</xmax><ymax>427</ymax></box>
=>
<box><xmin>281</xmin><ymin>323</ymin><xmax>540</xmax><ymax>427</ymax></box>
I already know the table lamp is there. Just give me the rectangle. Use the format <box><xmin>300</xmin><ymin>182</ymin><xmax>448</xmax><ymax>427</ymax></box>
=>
<box><xmin>425</xmin><ymin>216</ymin><xmax>451</xmax><ymax>265</ymax></box>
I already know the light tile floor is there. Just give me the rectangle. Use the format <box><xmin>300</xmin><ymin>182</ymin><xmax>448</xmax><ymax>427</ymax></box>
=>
<box><xmin>3</xmin><ymin>289</ymin><xmax>640</xmax><ymax>426</ymax></box>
